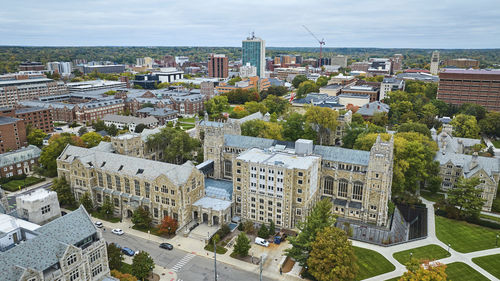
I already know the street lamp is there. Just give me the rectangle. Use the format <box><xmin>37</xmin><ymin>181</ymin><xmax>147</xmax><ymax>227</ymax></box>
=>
<box><xmin>447</xmin><ymin>243</ymin><xmax>451</xmax><ymax>253</ymax></box>
<box><xmin>496</xmin><ymin>234</ymin><xmax>499</xmax><ymax>247</ymax></box>
<box><xmin>409</xmin><ymin>252</ymin><xmax>413</xmax><ymax>262</ymax></box>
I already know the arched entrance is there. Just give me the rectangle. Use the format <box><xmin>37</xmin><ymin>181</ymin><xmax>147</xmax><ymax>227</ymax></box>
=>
<box><xmin>202</xmin><ymin>213</ymin><xmax>208</xmax><ymax>223</ymax></box>
<box><xmin>127</xmin><ymin>210</ymin><xmax>133</xmax><ymax>218</ymax></box>
<box><xmin>193</xmin><ymin>211</ymin><xmax>199</xmax><ymax>221</ymax></box>
<box><xmin>213</xmin><ymin>216</ymin><xmax>219</xmax><ymax>225</ymax></box>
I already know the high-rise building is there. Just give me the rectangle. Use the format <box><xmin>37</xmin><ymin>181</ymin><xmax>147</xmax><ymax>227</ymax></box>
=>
<box><xmin>18</xmin><ymin>61</ymin><xmax>45</xmax><ymax>71</ymax></box>
<box><xmin>443</xmin><ymin>58</ymin><xmax>479</xmax><ymax>69</ymax></box>
<box><xmin>437</xmin><ymin>69</ymin><xmax>500</xmax><ymax>112</ymax></box>
<box><xmin>136</xmin><ymin>57</ymin><xmax>154</xmax><ymax>68</ymax></box>
<box><xmin>391</xmin><ymin>54</ymin><xmax>403</xmax><ymax>73</ymax></box>
<box><xmin>331</xmin><ymin>55</ymin><xmax>348</xmax><ymax>68</ymax></box>
<box><xmin>242</xmin><ymin>34</ymin><xmax>265</xmax><ymax>77</ymax></box>
<box><xmin>0</xmin><ymin>77</ymin><xmax>67</xmax><ymax>107</ymax></box>
<box><xmin>240</xmin><ymin>62</ymin><xmax>257</xmax><ymax>78</ymax></box>
<box><xmin>430</xmin><ymin>51</ymin><xmax>440</xmax><ymax>75</ymax></box>
<box><xmin>47</xmin><ymin>61</ymin><xmax>73</xmax><ymax>77</ymax></box>
<box><xmin>208</xmin><ymin>54</ymin><xmax>229</xmax><ymax>78</ymax></box>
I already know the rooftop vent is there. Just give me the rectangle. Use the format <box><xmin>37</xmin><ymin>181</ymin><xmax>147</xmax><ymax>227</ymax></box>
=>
<box><xmin>100</xmin><ymin>161</ymin><xmax>106</xmax><ymax>167</ymax></box>
<box><xmin>137</xmin><ymin>169</ymin><xmax>144</xmax><ymax>174</ymax></box>
<box><xmin>118</xmin><ymin>165</ymin><xmax>123</xmax><ymax>171</ymax></box>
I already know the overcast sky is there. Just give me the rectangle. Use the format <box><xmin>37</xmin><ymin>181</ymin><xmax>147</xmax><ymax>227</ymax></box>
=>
<box><xmin>1</xmin><ymin>0</ymin><xmax>499</xmax><ymax>48</ymax></box>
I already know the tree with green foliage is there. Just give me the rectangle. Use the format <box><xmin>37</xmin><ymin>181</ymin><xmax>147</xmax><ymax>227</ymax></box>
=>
<box><xmin>132</xmin><ymin>251</ymin><xmax>155</xmax><ymax>280</ymax></box>
<box><xmin>223</xmin><ymin>88</ymin><xmax>259</xmax><ymax>104</ymax></box>
<box><xmin>227</xmin><ymin>76</ymin><xmax>242</xmax><ymax>85</ymax></box>
<box><xmin>141</xmin><ymin>102</ymin><xmax>154</xmax><ymax>109</ymax></box>
<box><xmin>244</xmin><ymin>101</ymin><xmax>267</xmax><ymax>114</ymax></box>
<box><xmin>101</xmin><ymin>197</ymin><xmax>114</xmax><ymax>219</ymax></box>
<box><xmin>134</xmin><ymin>123</ymin><xmax>147</xmax><ymax>133</ymax></box>
<box><xmin>107</xmin><ymin>243</ymin><xmax>124</xmax><ymax>270</ymax></box>
<box><xmin>146</xmin><ymin>127</ymin><xmax>202</xmax><ymax>165</ymax></box>
<box><xmin>40</xmin><ymin>133</ymin><xmax>85</xmax><ymax>176</ymax></box>
<box><xmin>397</xmin><ymin>122</ymin><xmax>431</xmax><ymax>138</ymax></box>
<box><xmin>51</xmin><ymin>177</ymin><xmax>76</xmax><ymax>207</ymax></box>
<box><xmin>106</xmin><ymin>124</ymin><xmax>119</xmax><ymax>136</ymax></box>
<box><xmin>296</xmin><ymin>81</ymin><xmax>320</xmax><ymax>99</ymax></box>
<box><xmin>447</xmin><ymin>177</ymin><xmax>484</xmax><ymax>220</ymax></box>
<box><xmin>292</xmin><ymin>75</ymin><xmax>308</xmax><ymax>88</ymax></box>
<box><xmin>233</xmin><ymin>232</ymin><xmax>251</xmax><ymax>257</ymax></box>
<box><xmin>78</xmin><ymin>126</ymin><xmax>88</xmax><ymax>136</ymax></box>
<box><xmin>204</xmin><ymin>95</ymin><xmax>230</xmax><ymax>118</ymax></box>
<box><xmin>479</xmin><ymin>112</ymin><xmax>500</xmax><ymax>137</ymax></box>
<box><xmin>27</xmin><ymin>129</ymin><xmax>47</xmax><ymax>147</ymax></box>
<box><xmin>261</xmin><ymin>85</ymin><xmax>288</xmax><ymax>97</ymax></box>
<box><xmin>282</xmin><ymin>113</ymin><xmax>307</xmax><ymax>141</ymax></box>
<box><xmin>315</xmin><ymin>76</ymin><xmax>329</xmax><ymax>87</ymax></box>
<box><xmin>257</xmin><ymin>224</ymin><xmax>269</xmax><ymax>239</ymax></box>
<box><xmin>370</xmin><ymin>112</ymin><xmax>388</xmax><ymax>127</ymax></box>
<box><xmin>132</xmin><ymin>206</ymin><xmax>153</xmax><ymax>230</ymax></box>
<box><xmin>400</xmin><ymin>260</ymin><xmax>447</xmax><ymax>281</ymax></box>
<box><xmin>419</xmin><ymin>103</ymin><xmax>439</xmax><ymax>128</ymax></box>
<box><xmin>342</xmin><ymin>123</ymin><xmax>385</xmax><ymax>149</ymax></box>
<box><xmin>81</xmin><ymin>132</ymin><xmax>103</xmax><ymax>148</ymax></box>
<box><xmin>354</xmin><ymin>132</ymin><xmax>439</xmax><ymax>195</ymax></box>
<box><xmin>430</xmin><ymin>99</ymin><xmax>451</xmax><ymax>117</ymax></box>
<box><xmin>104</xmin><ymin>90</ymin><xmax>117</xmax><ymax>96</ymax></box>
<box><xmin>79</xmin><ymin>192</ymin><xmax>94</xmax><ymax>212</ymax></box>
<box><xmin>262</xmin><ymin>95</ymin><xmax>289</xmax><ymax>115</ymax></box>
<box><xmin>307</xmin><ymin>226</ymin><xmax>358</xmax><ymax>281</ymax></box>
<box><xmin>285</xmin><ymin>199</ymin><xmax>335</xmax><ymax>266</ymax></box>
<box><xmin>133</xmin><ymin>85</ymin><xmax>144</xmax><ymax>89</ymax></box>
<box><xmin>450</xmin><ymin>114</ymin><xmax>480</xmax><ymax>139</ymax></box>
<box><xmin>459</xmin><ymin>103</ymin><xmax>486</xmax><ymax>121</ymax></box>
<box><xmin>93</xmin><ymin>120</ymin><xmax>107</xmax><ymax>132</ymax></box>
<box><xmin>269</xmin><ymin>220</ymin><xmax>276</xmax><ymax>235</ymax></box>
<box><xmin>241</xmin><ymin>119</ymin><xmax>283</xmax><ymax>140</ymax></box>
<box><xmin>304</xmin><ymin>106</ymin><xmax>338</xmax><ymax>145</ymax></box>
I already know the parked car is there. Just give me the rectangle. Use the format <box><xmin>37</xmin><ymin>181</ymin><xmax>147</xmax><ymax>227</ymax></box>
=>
<box><xmin>255</xmin><ymin>237</ymin><xmax>269</xmax><ymax>247</ymax></box>
<box><xmin>94</xmin><ymin>221</ymin><xmax>103</xmax><ymax>228</ymax></box>
<box><xmin>159</xmin><ymin>243</ymin><xmax>174</xmax><ymax>250</ymax></box>
<box><xmin>121</xmin><ymin>247</ymin><xmax>135</xmax><ymax>256</ymax></box>
<box><xmin>111</xmin><ymin>229</ymin><xmax>124</xmax><ymax>235</ymax></box>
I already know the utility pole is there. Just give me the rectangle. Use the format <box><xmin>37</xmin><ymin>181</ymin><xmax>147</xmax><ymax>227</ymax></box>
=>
<box><xmin>260</xmin><ymin>254</ymin><xmax>267</xmax><ymax>281</ymax></box>
<box><xmin>214</xmin><ymin>238</ymin><xmax>217</xmax><ymax>281</ymax></box>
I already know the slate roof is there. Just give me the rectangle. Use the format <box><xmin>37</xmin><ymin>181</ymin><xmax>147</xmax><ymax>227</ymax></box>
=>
<box><xmin>59</xmin><ymin>145</ymin><xmax>197</xmax><ymax>186</ymax></box>
<box><xmin>102</xmin><ymin>114</ymin><xmax>158</xmax><ymax>124</ymax></box>
<box><xmin>0</xmin><ymin>206</ymin><xmax>98</xmax><ymax>280</ymax></box>
<box><xmin>0</xmin><ymin>116</ymin><xmax>21</xmax><ymax>125</ymax></box>
<box><xmin>356</xmin><ymin>101</ymin><xmax>390</xmax><ymax>117</ymax></box>
<box><xmin>0</xmin><ymin>145</ymin><xmax>41</xmax><ymax>167</ymax></box>
<box><xmin>224</xmin><ymin>135</ymin><xmax>370</xmax><ymax>166</ymax></box>
<box><xmin>435</xmin><ymin>152</ymin><xmax>500</xmax><ymax>179</ymax></box>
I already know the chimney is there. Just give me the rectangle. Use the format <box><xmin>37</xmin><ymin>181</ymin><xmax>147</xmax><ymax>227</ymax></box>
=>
<box><xmin>469</xmin><ymin>152</ymin><xmax>479</xmax><ymax>170</ymax></box>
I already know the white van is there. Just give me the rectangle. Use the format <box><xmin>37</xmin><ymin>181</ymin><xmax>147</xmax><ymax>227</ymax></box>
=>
<box><xmin>255</xmin><ymin>237</ymin><xmax>269</xmax><ymax>247</ymax></box>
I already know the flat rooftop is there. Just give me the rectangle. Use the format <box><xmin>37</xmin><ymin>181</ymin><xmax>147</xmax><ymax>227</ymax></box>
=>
<box><xmin>440</xmin><ymin>69</ymin><xmax>500</xmax><ymax>75</ymax></box>
<box><xmin>237</xmin><ymin>147</ymin><xmax>320</xmax><ymax>170</ymax></box>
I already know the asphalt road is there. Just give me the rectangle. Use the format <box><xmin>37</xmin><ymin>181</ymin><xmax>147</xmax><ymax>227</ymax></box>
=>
<box><xmin>102</xmin><ymin>231</ymin><xmax>273</xmax><ymax>281</ymax></box>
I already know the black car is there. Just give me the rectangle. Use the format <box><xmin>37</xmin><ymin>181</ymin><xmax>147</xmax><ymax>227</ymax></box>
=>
<box><xmin>159</xmin><ymin>243</ymin><xmax>173</xmax><ymax>250</ymax></box>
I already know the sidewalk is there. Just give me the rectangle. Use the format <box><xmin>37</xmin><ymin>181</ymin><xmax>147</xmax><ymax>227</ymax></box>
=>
<box><xmin>123</xmin><ymin>256</ymin><xmax>178</xmax><ymax>281</ymax></box>
<box><xmin>94</xmin><ymin>218</ymin><xmax>302</xmax><ymax>281</ymax></box>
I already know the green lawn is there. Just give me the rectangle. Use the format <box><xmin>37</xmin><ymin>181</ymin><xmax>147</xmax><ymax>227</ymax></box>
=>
<box><xmin>435</xmin><ymin>216</ymin><xmax>500</xmax><ymax>253</ymax></box>
<box><xmin>445</xmin><ymin>262</ymin><xmax>489</xmax><ymax>281</ymax></box>
<box><xmin>492</xmin><ymin>140</ymin><xmax>500</xmax><ymax>149</ymax></box>
<box><xmin>90</xmin><ymin>211</ymin><xmax>121</xmax><ymax>223</ymax></box>
<box><xmin>1</xmin><ymin>177</ymin><xmax>45</xmax><ymax>191</ymax></box>
<box><xmin>178</xmin><ymin>117</ymin><xmax>196</xmax><ymax>123</ymax></box>
<box><xmin>472</xmin><ymin>254</ymin><xmax>500</xmax><ymax>279</ymax></box>
<box><xmin>354</xmin><ymin>246</ymin><xmax>396</xmax><ymax>280</ymax></box>
<box><xmin>120</xmin><ymin>262</ymin><xmax>133</xmax><ymax>274</ymax></box>
<box><xmin>180</xmin><ymin>124</ymin><xmax>195</xmax><ymax>130</ymax></box>
<box><xmin>393</xmin><ymin>244</ymin><xmax>450</xmax><ymax>265</ymax></box>
<box><xmin>420</xmin><ymin>190</ymin><xmax>445</xmax><ymax>202</ymax></box>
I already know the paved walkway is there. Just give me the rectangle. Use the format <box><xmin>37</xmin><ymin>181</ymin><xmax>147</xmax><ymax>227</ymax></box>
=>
<box><xmin>360</xmin><ymin>198</ymin><xmax>500</xmax><ymax>281</ymax></box>
<box><xmin>481</xmin><ymin>211</ymin><xmax>500</xmax><ymax>219</ymax></box>
<box><xmin>94</xmin><ymin>218</ymin><xmax>302</xmax><ymax>281</ymax></box>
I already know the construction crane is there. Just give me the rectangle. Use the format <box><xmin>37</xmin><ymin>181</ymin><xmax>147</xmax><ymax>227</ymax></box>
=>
<box><xmin>302</xmin><ymin>25</ymin><xmax>326</xmax><ymax>67</ymax></box>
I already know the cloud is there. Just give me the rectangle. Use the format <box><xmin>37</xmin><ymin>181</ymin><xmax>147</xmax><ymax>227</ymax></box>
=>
<box><xmin>0</xmin><ymin>0</ymin><xmax>499</xmax><ymax>48</ymax></box>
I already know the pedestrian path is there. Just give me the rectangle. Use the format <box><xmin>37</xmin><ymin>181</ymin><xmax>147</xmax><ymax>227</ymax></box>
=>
<box><xmin>171</xmin><ymin>253</ymin><xmax>196</xmax><ymax>272</ymax></box>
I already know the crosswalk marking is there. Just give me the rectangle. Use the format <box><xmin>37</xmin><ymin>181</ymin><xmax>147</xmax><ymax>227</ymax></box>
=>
<box><xmin>171</xmin><ymin>253</ymin><xmax>196</xmax><ymax>272</ymax></box>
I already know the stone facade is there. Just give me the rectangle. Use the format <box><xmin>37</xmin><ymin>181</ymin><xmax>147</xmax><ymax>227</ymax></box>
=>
<box><xmin>57</xmin><ymin>145</ymin><xmax>205</xmax><ymax>228</ymax></box>
<box><xmin>16</xmin><ymin>189</ymin><xmax>61</xmax><ymax>225</ymax></box>
<box><xmin>204</xmin><ymin>131</ymin><xmax>394</xmax><ymax>228</ymax></box>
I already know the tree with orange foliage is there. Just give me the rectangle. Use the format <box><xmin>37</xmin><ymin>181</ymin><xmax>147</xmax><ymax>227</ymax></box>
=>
<box><xmin>399</xmin><ymin>259</ymin><xmax>447</xmax><ymax>281</ymax></box>
<box><xmin>157</xmin><ymin>215</ymin><xmax>178</xmax><ymax>236</ymax></box>
<box><xmin>111</xmin><ymin>269</ymin><xmax>138</xmax><ymax>281</ymax></box>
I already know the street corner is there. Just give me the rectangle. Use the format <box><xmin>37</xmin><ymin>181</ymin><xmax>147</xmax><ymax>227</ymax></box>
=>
<box><xmin>153</xmin><ymin>265</ymin><xmax>178</xmax><ymax>281</ymax></box>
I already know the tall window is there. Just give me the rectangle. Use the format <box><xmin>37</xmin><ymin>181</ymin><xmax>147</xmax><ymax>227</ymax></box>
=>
<box><xmin>224</xmin><ymin>160</ymin><xmax>232</xmax><ymax>178</ymax></box>
<box><xmin>338</xmin><ymin>179</ymin><xmax>348</xmax><ymax>198</ymax></box>
<box><xmin>106</xmin><ymin>174</ymin><xmax>112</xmax><ymax>189</ymax></box>
<box><xmin>98</xmin><ymin>172</ymin><xmax>103</xmax><ymax>187</ymax></box>
<box><xmin>69</xmin><ymin>269</ymin><xmax>79</xmax><ymax>281</ymax></box>
<box><xmin>134</xmin><ymin>180</ymin><xmax>140</xmax><ymax>196</ymax></box>
<box><xmin>324</xmin><ymin>176</ymin><xmax>334</xmax><ymax>195</ymax></box>
<box><xmin>67</xmin><ymin>253</ymin><xmax>77</xmax><ymax>266</ymax></box>
<box><xmin>352</xmin><ymin>182</ymin><xmax>363</xmax><ymax>201</ymax></box>
<box><xmin>145</xmin><ymin>182</ymin><xmax>150</xmax><ymax>198</ymax></box>
<box><xmin>124</xmin><ymin>178</ymin><xmax>130</xmax><ymax>193</ymax></box>
<box><xmin>115</xmin><ymin>176</ymin><xmax>121</xmax><ymax>191</ymax></box>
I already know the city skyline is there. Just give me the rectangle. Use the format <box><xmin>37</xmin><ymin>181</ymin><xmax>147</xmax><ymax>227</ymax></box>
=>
<box><xmin>1</xmin><ymin>0</ymin><xmax>499</xmax><ymax>48</ymax></box>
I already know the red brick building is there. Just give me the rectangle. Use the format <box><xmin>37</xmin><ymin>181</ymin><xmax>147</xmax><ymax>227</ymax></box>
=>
<box><xmin>0</xmin><ymin>145</ymin><xmax>41</xmax><ymax>177</ymax></box>
<box><xmin>0</xmin><ymin>116</ymin><xmax>27</xmax><ymax>153</ymax></box>
<box><xmin>0</xmin><ymin>106</ymin><xmax>54</xmax><ymax>133</ymax></box>
<box><xmin>438</xmin><ymin>69</ymin><xmax>500</xmax><ymax>112</ymax></box>
<box><xmin>208</xmin><ymin>54</ymin><xmax>229</xmax><ymax>78</ymax></box>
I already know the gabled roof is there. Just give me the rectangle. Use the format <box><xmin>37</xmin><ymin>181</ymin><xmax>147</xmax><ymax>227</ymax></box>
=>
<box><xmin>58</xmin><ymin>145</ymin><xmax>197</xmax><ymax>186</ymax></box>
<box><xmin>0</xmin><ymin>145</ymin><xmax>41</xmax><ymax>167</ymax></box>
<box><xmin>435</xmin><ymin>152</ymin><xmax>500</xmax><ymax>180</ymax></box>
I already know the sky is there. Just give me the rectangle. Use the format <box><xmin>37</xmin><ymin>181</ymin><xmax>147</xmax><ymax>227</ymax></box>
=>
<box><xmin>1</xmin><ymin>0</ymin><xmax>499</xmax><ymax>48</ymax></box>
